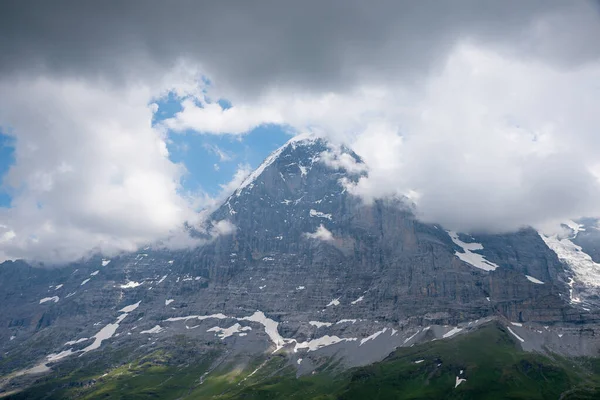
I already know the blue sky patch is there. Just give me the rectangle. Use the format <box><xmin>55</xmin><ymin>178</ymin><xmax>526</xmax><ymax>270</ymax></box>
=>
<box><xmin>167</xmin><ymin>123</ymin><xmax>291</xmax><ymax>199</ymax></box>
<box><xmin>0</xmin><ymin>95</ymin><xmax>292</xmax><ymax>211</ymax></box>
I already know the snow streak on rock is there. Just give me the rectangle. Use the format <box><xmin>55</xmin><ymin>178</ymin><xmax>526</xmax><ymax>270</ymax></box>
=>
<box><xmin>448</xmin><ymin>231</ymin><xmax>499</xmax><ymax>271</ymax></box>
<box><xmin>39</xmin><ymin>296</ymin><xmax>59</xmax><ymax>304</ymax></box>
<box><xmin>540</xmin><ymin>232</ymin><xmax>600</xmax><ymax>288</ymax></box>
<box><xmin>525</xmin><ymin>275</ymin><xmax>544</xmax><ymax>284</ymax></box>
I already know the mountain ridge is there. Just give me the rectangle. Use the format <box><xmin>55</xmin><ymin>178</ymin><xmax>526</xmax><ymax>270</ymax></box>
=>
<box><xmin>1</xmin><ymin>135</ymin><xmax>600</xmax><ymax>396</ymax></box>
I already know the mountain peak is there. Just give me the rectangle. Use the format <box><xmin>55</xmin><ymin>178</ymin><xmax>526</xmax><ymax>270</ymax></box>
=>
<box><xmin>234</xmin><ymin>133</ymin><xmax>324</xmax><ymax>198</ymax></box>
<box><xmin>230</xmin><ymin>134</ymin><xmax>363</xmax><ymax>204</ymax></box>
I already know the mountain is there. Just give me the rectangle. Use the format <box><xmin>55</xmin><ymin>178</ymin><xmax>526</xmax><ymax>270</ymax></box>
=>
<box><xmin>2</xmin><ymin>135</ymin><xmax>600</xmax><ymax>398</ymax></box>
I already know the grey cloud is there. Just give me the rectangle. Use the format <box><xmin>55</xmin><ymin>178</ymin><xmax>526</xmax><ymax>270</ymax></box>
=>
<box><xmin>2</xmin><ymin>1</ymin><xmax>599</xmax><ymax>97</ymax></box>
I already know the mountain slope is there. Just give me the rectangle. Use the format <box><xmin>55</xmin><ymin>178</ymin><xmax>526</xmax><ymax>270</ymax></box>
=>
<box><xmin>9</xmin><ymin>322</ymin><xmax>600</xmax><ymax>399</ymax></box>
<box><xmin>1</xmin><ymin>135</ymin><xmax>600</xmax><ymax>397</ymax></box>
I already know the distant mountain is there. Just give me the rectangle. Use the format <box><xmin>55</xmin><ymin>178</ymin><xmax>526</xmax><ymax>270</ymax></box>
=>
<box><xmin>2</xmin><ymin>135</ymin><xmax>600</xmax><ymax>398</ymax></box>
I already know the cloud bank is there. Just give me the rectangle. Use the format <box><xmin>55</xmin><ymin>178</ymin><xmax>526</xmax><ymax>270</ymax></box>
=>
<box><xmin>0</xmin><ymin>73</ymin><xmax>243</xmax><ymax>263</ymax></box>
<box><xmin>1</xmin><ymin>1</ymin><xmax>600</xmax><ymax>262</ymax></box>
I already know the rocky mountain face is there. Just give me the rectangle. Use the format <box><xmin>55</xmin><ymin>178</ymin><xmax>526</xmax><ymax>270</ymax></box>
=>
<box><xmin>2</xmin><ymin>135</ymin><xmax>600</xmax><ymax>394</ymax></box>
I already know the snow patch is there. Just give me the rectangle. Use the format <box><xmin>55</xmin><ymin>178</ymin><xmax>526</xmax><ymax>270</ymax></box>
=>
<box><xmin>120</xmin><ymin>281</ymin><xmax>142</xmax><ymax>289</ymax></box>
<box><xmin>336</xmin><ymin>319</ymin><xmax>357</xmax><ymax>324</ymax></box>
<box><xmin>309</xmin><ymin>209</ymin><xmax>332</xmax><ymax>220</ymax></box>
<box><xmin>90</xmin><ymin>270</ymin><xmax>99</xmax><ymax>276</ymax></box>
<box><xmin>309</xmin><ymin>321</ymin><xmax>333</xmax><ymax>328</ymax></box>
<box><xmin>525</xmin><ymin>275</ymin><xmax>544</xmax><ymax>284</ymax></box>
<box><xmin>448</xmin><ymin>231</ymin><xmax>499</xmax><ymax>271</ymax></box>
<box><xmin>296</xmin><ymin>286</ymin><xmax>305</xmax><ymax>290</ymax></box>
<box><xmin>442</xmin><ymin>327</ymin><xmax>463</xmax><ymax>339</ymax></box>
<box><xmin>101</xmin><ymin>259</ymin><xmax>111</xmax><ymax>266</ymax></box>
<box><xmin>119</xmin><ymin>301</ymin><xmax>141</xmax><ymax>313</ymax></box>
<box><xmin>294</xmin><ymin>335</ymin><xmax>357</xmax><ymax>352</ymax></box>
<box><xmin>207</xmin><ymin>323</ymin><xmax>251</xmax><ymax>339</ymax></box>
<box><xmin>351</xmin><ymin>296</ymin><xmax>364</xmax><ymax>305</ymax></box>
<box><xmin>165</xmin><ymin>313</ymin><xmax>228</xmax><ymax>322</ymax></box>
<box><xmin>414</xmin><ymin>359</ymin><xmax>424</xmax><ymax>364</ymax></box>
<box><xmin>299</xmin><ymin>164</ymin><xmax>308</xmax><ymax>177</ymax></box>
<box><xmin>455</xmin><ymin>376</ymin><xmax>467</xmax><ymax>388</ymax></box>
<box><xmin>360</xmin><ymin>328</ymin><xmax>388</xmax><ymax>345</ymax></box>
<box><xmin>507</xmin><ymin>326</ymin><xmax>525</xmax><ymax>342</ymax></box>
<box><xmin>65</xmin><ymin>338</ymin><xmax>90</xmax><ymax>346</ymax></box>
<box><xmin>165</xmin><ymin>299</ymin><xmax>174</xmax><ymax>306</ymax></box>
<box><xmin>326</xmin><ymin>298</ymin><xmax>340</xmax><ymax>307</ymax></box>
<box><xmin>240</xmin><ymin>311</ymin><xmax>286</xmax><ymax>352</ymax></box>
<box><xmin>47</xmin><ymin>349</ymin><xmax>75</xmax><ymax>362</ymax></box>
<box><xmin>39</xmin><ymin>296</ymin><xmax>59</xmax><ymax>304</ymax></box>
<box><xmin>164</xmin><ymin>310</ymin><xmax>359</xmax><ymax>355</ymax></box>
<box><xmin>54</xmin><ymin>284</ymin><xmax>63</xmax><ymax>290</ymax></box>
<box><xmin>82</xmin><ymin>313</ymin><xmax>129</xmax><ymax>354</ymax></box>
<box><xmin>403</xmin><ymin>330</ymin><xmax>421</xmax><ymax>344</ymax></box>
<box><xmin>567</xmin><ymin>277</ymin><xmax>582</xmax><ymax>304</ymax></box>
<box><xmin>140</xmin><ymin>325</ymin><xmax>164</xmax><ymax>334</ymax></box>
<box><xmin>80</xmin><ymin>278</ymin><xmax>91</xmax><ymax>286</ymax></box>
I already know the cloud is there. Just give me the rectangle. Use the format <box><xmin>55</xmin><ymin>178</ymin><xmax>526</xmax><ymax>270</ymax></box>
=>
<box><xmin>219</xmin><ymin>164</ymin><xmax>252</xmax><ymax>195</ymax></box>
<box><xmin>1</xmin><ymin>0</ymin><xmax>600</xmax><ymax>265</ymax></box>
<box><xmin>210</xmin><ymin>219</ymin><xmax>236</xmax><ymax>236</ymax></box>
<box><xmin>0</xmin><ymin>75</ymin><xmax>212</xmax><ymax>263</ymax></box>
<box><xmin>319</xmin><ymin>144</ymin><xmax>367</xmax><ymax>175</ymax></box>
<box><xmin>166</xmin><ymin>43</ymin><xmax>600</xmax><ymax>233</ymax></box>
<box><xmin>344</xmin><ymin>44</ymin><xmax>600</xmax><ymax>232</ymax></box>
<box><xmin>2</xmin><ymin>1</ymin><xmax>599</xmax><ymax>98</ymax></box>
<box><xmin>164</xmin><ymin>98</ymin><xmax>283</xmax><ymax>135</ymax></box>
<box><xmin>154</xmin><ymin>218</ymin><xmax>236</xmax><ymax>251</ymax></box>
<box><xmin>304</xmin><ymin>225</ymin><xmax>334</xmax><ymax>242</ymax></box>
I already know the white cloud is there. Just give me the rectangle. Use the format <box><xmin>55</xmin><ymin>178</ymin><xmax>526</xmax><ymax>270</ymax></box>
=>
<box><xmin>163</xmin><ymin>98</ymin><xmax>283</xmax><ymax>135</ymax></box>
<box><xmin>185</xmin><ymin>163</ymin><xmax>253</xmax><ymax>218</ymax></box>
<box><xmin>2</xmin><ymin>5</ymin><xmax>600</xmax><ymax>264</ymax></box>
<box><xmin>0</xmin><ymin>75</ymin><xmax>210</xmax><ymax>263</ymax></box>
<box><xmin>165</xmin><ymin>42</ymin><xmax>600</xmax><ymax>233</ymax></box>
<box><xmin>319</xmin><ymin>144</ymin><xmax>367</xmax><ymax>175</ymax></box>
<box><xmin>218</xmin><ymin>164</ymin><xmax>252</xmax><ymax>195</ymax></box>
<box><xmin>210</xmin><ymin>220</ymin><xmax>236</xmax><ymax>236</ymax></box>
<box><xmin>304</xmin><ymin>225</ymin><xmax>334</xmax><ymax>242</ymax></box>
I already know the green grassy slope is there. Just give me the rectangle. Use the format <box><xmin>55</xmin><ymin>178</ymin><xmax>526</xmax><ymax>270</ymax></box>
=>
<box><xmin>7</xmin><ymin>322</ymin><xmax>600</xmax><ymax>399</ymax></box>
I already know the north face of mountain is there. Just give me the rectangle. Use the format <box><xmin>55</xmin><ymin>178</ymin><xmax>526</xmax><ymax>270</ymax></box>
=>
<box><xmin>1</xmin><ymin>135</ymin><xmax>600</xmax><ymax>396</ymax></box>
<box><xmin>181</xmin><ymin>135</ymin><xmax>575</xmax><ymax>325</ymax></box>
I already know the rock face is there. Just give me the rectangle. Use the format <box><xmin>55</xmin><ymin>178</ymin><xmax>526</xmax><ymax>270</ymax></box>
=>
<box><xmin>1</xmin><ymin>135</ymin><xmax>600</xmax><ymax>381</ymax></box>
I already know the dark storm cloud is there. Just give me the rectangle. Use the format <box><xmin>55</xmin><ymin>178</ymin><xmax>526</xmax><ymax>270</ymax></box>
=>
<box><xmin>2</xmin><ymin>0</ymin><xmax>599</xmax><ymax>96</ymax></box>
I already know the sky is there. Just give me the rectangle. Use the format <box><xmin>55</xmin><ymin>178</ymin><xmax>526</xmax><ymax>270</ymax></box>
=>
<box><xmin>1</xmin><ymin>0</ymin><xmax>600</xmax><ymax>263</ymax></box>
